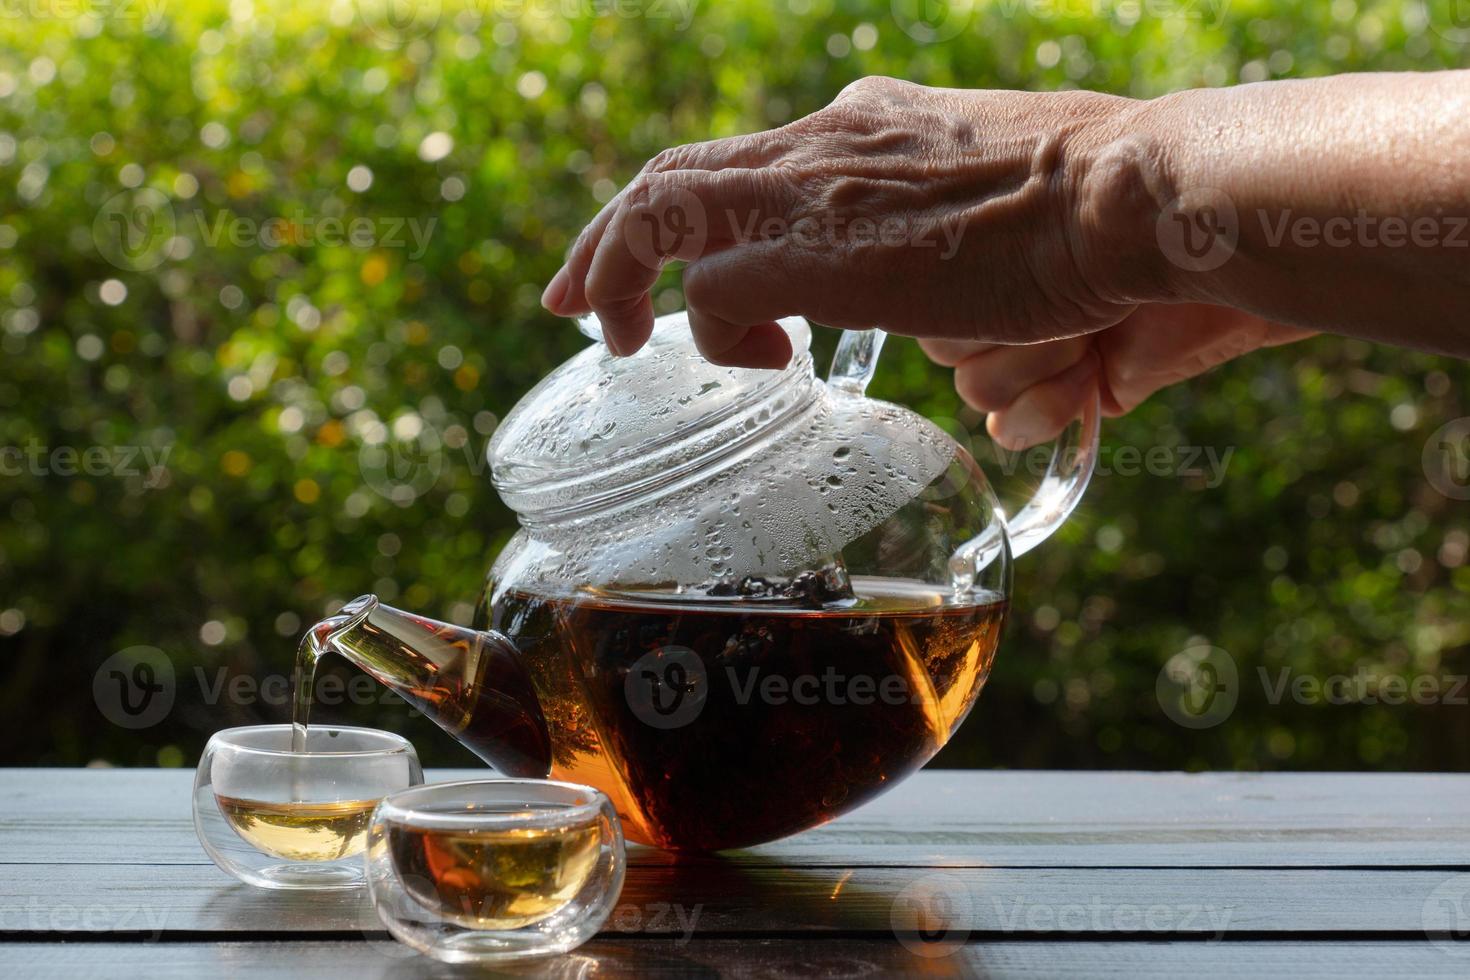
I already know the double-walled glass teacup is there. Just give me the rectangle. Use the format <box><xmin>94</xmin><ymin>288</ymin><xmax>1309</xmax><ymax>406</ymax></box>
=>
<box><xmin>365</xmin><ymin>779</ymin><xmax>625</xmax><ymax>963</ymax></box>
<box><xmin>193</xmin><ymin>724</ymin><xmax>422</xmax><ymax>890</ymax></box>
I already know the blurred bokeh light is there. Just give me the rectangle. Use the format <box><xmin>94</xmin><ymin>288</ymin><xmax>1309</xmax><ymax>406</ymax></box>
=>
<box><xmin>1</xmin><ymin>0</ymin><xmax>1467</xmax><ymax>770</ymax></box>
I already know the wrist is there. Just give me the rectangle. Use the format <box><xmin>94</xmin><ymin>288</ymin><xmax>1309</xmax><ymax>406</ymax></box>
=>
<box><xmin>1065</xmin><ymin>95</ymin><xmax>1188</xmax><ymax>307</ymax></box>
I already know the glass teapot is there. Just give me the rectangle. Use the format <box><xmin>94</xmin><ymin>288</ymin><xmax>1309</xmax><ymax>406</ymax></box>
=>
<box><xmin>312</xmin><ymin>312</ymin><xmax>1097</xmax><ymax>851</ymax></box>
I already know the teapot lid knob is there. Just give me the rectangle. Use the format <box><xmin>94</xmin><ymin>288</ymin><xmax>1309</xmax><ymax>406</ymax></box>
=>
<box><xmin>573</xmin><ymin>314</ymin><xmax>603</xmax><ymax>342</ymax></box>
<box><xmin>828</xmin><ymin>329</ymin><xmax>887</xmax><ymax>396</ymax></box>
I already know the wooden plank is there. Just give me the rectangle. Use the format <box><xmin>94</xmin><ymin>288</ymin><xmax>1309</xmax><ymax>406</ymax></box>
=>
<box><xmin>5</xmin><ymin>768</ymin><xmax>1470</xmax><ymax>869</ymax></box>
<box><xmin>6</xmin><ymin>939</ymin><xmax>1470</xmax><ymax>979</ymax></box>
<box><xmin>2</xmin><ymin>862</ymin><xmax>1466</xmax><ymax>935</ymax></box>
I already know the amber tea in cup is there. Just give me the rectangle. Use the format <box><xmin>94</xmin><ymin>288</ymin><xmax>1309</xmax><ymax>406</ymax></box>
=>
<box><xmin>366</xmin><ymin>779</ymin><xmax>625</xmax><ymax>963</ymax></box>
<box><xmin>193</xmin><ymin>724</ymin><xmax>422</xmax><ymax>890</ymax></box>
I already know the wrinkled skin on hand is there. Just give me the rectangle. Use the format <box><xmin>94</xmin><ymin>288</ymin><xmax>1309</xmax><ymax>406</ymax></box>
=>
<box><xmin>543</xmin><ymin>76</ymin><xmax>1316</xmax><ymax>447</ymax></box>
<box><xmin>543</xmin><ymin>77</ymin><xmax>1135</xmax><ymax>361</ymax></box>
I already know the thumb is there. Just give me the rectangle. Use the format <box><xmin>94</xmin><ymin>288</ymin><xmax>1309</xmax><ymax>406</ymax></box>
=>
<box><xmin>680</xmin><ymin>241</ymin><xmax>812</xmax><ymax>368</ymax></box>
<box><xmin>985</xmin><ymin>351</ymin><xmax>1099</xmax><ymax>451</ymax></box>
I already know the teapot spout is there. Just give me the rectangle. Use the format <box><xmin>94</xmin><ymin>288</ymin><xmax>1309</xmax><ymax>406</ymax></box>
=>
<box><xmin>309</xmin><ymin>595</ymin><xmax>552</xmax><ymax>778</ymax></box>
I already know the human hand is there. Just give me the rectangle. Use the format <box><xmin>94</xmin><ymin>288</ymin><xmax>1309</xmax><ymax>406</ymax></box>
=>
<box><xmin>542</xmin><ymin>76</ymin><xmax>1158</xmax><ymax>367</ymax></box>
<box><xmin>919</xmin><ymin>304</ymin><xmax>1315</xmax><ymax>449</ymax></box>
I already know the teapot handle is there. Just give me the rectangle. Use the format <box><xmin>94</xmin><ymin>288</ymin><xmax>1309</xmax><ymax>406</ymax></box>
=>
<box><xmin>986</xmin><ymin>388</ymin><xmax>1100</xmax><ymax>558</ymax></box>
<box><xmin>828</xmin><ymin>327</ymin><xmax>1099</xmax><ymax>570</ymax></box>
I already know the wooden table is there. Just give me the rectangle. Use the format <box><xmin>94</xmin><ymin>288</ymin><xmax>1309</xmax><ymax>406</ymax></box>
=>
<box><xmin>5</xmin><ymin>768</ymin><xmax>1470</xmax><ymax>976</ymax></box>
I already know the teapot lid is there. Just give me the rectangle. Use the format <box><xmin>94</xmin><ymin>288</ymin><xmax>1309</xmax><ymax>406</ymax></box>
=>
<box><xmin>490</xmin><ymin>312</ymin><xmax>818</xmax><ymax>519</ymax></box>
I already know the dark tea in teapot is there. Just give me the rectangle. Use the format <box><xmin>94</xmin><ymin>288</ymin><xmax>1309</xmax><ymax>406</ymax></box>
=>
<box><xmin>281</xmin><ymin>312</ymin><xmax>1093</xmax><ymax>851</ymax></box>
<box><xmin>485</xmin><ymin>577</ymin><xmax>1005</xmax><ymax>851</ymax></box>
<box><xmin>289</xmin><ymin>579</ymin><xmax>1004</xmax><ymax>851</ymax></box>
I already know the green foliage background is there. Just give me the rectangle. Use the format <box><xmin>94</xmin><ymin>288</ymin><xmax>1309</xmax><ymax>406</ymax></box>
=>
<box><xmin>1</xmin><ymin>0</ymin><xmax>1467</xmax><ymax>770</ymax></box>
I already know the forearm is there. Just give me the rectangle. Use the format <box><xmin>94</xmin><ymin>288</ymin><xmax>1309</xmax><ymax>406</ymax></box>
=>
<box><xmin>1083</xmin><ymin>71</ymin><xmax>1470</xmax><ymax>356</ymax></box>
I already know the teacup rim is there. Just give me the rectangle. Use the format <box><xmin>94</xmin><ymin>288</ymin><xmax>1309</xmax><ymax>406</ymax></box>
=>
<box><xmin>206</xmin><ymin>723</ymin><xmax>416</xmax><ymax>759</ymax></box>
<box><xmin>375</xmin><ymin>778</ymin><xmax>613</xmax><ymax>832</ymax></box>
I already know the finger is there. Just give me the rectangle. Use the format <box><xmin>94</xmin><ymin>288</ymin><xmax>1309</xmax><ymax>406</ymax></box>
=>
<box><xmin>951</xmin><ymin>337</ymin><xmax>1092</xmax><ymax>412</ymax></box>
<box><xmin>1260</xmin><ymin>320</ymin><xmax>1317</xmax><ymax>348</ymax></box>
<box><xmin>687</xmin><ymin>313</ymin><xmax>794</xmax><ymax>369</ymax></box>
<box><xmin>1098</xmin><ymin>304</ymin><xmax>1315</xmax><ymax>414</ymax></box>
<box><xmin>679</xmin><ymin>241</ymin><xmax>814</xmax><ymax>367</ymax></box>
<box><xmin>917</xmin><ymin>337</ymin><xmax>999</xmax><ymax>368</ymax></box>
<box><xmin>545</xmin><ymin>131</ymin><xmax>794</xmax><ymax>316</ymax></box>
<box><xmin>584</xmin><ymin>169</ymin><xmax>794</xmax><ymax>354</ymax></box>
<box><xmin>545</xmin><ymin>189</ymin><xmax>633</xmax><ymax>315</ymax></box>
<box><xmin>639</xmin><ymin>128</ymin><xmax>798</xmax><ymax>177</ymax></box>
<box><xmin>986</xmin><ymin>351</ymin><xmax>1098</xmax><ymax>451</ymax></box>
<box><xmin>682</xmin><ymin>235</ymin><xmax>893</xmax><ymax>336</ymax></box>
